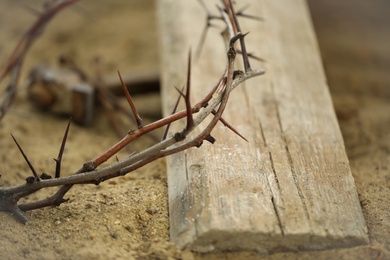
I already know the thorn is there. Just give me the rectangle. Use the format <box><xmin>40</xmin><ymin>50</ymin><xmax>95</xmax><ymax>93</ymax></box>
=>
<box><xmin>248</xmin><ymin>53</ymin><xmax>265</xmax><ymax>62</ymax></box>
<box><xmin>228</xmin><ymin>33</ymin><xmax>243</xmax><ymax>62</ymax></box>
<box><xmin>162</xmin><ymin>86</ymin><xmax>183</xmax><ymax>141</ymax></box>
<box><xmin>195</xmin><ymin>22</ymin><xmax>210</xmax><ymax>60</ymax></box>
<box><xmin>11</xmin><ymin>134</ymin><xmax>40</xmax><ymax>182</ymax></box>
<box><xmin>242</xmin><ymin>31</ymin><xmax>250</xmax><ymax>38</ymax></box>
<box><xmin>237</xmin><ymin>13</ymin><xmax>263</xmax><ymax>21</ymax></box>
<box><xmin>174</xmin><ymin>85</ymin><xmax>193</xmax><ymax>131</ymax></box>
<box><xmin>237</xmin><ymin>50</ymin><xmax>266</xmax><ymax>62</ymax></box>
<box><xmin>212</xmin><ymin>110</ymin><xmax>248</xmax><ymax>142</ymax></box>
<box><xmin>185</xmin><ymin>50</ymin><xmax>194</xmax><ymax>130</ymax></box>
<box><xmin>40</xmin><ymin>172</ymin><xmax>52</xmax><ymax>179</ymax></box>
<box><xmin>118</xmin><ymin>70</ymin><xmax>143</xmax><ymax>129</ymax></box>
<box><xmin>236</xmin><ymin>3</ymin><xmax>250</xmax><ymax>14</ymax></box>
<box><xmin>233</xmin><ymin>70</ymin><xmax>244</xmax><ymax>79</ymax></box>
<box><xmin>26</xmin><ymin>176</ymin><xmax>36</xmax><ymax>184</ymax></box>
<box><xmin>54</xmin><ymin>198</ymin><xmax>69</xmax><ymax>206</ymax></box>
<box><xmin>174</xmin><ymin>132</ymin><xmax>186</xmax><ymax>142</ymax></box>
<box><xmin>195</xmin><ymin>0</ymin><xmax>222</xmax><ymax>60</ymax></box>
<box><xmin>205</xmin><ymin>135</ymin><xmax>216</xmax><ymax>144</ymax></box>
<box><xmin>236</xmin><ymin>4</ymin><xmax>263</xmax><ymax>21</ymax></box>
<box><xmin>229</xmin><ymin>32</ymin><xmax>244</xmax><ymax>48</ymax></box>
<box><xmin>227</xmin><ymin>0</ymin><xmax>252</xmax><ymax>72</ymax></box>
<box><xmin>9</xmin><ymin>205</ymin><xmax>28</xmax><ymax>224</ymax></box>
<box><xmin>195</xmin><ymin>20</ymin><xmax>219</xmax><ymax>60</ymax></box>
<box><xmin>54</xmin><ymin>118</ymin><xmax>72</xmax><ymax>178</ymax></box>
<box><xmin>195</xmin><ymin>140</ymin><xmax>204</xmax><ymax>148</ymax></box>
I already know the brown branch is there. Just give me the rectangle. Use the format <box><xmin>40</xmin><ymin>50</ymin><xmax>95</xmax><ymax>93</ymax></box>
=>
<box><xmin>0</xmin><ymin>2</ymin><xmax>265</xmax><ymax>223</ymax></box>
<box><xmin>222</xmin><ymin>0</ymin><xmax>252</xmax><ymax>72</ymax></box>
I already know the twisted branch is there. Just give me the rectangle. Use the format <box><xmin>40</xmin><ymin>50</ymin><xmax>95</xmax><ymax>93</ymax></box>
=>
<box><xmin>0</xmin><ymin>1</ymin><xmax>264</xmax><ymax>224</ymax></box>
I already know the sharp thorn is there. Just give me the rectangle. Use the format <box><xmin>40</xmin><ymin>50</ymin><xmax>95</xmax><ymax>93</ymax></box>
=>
<box><xmin>195</xmin><ymin>22</ymin><xmax>210</xmax><ymax>60</ymax></box>
<box><xmin>205</xmin><ymin>135</ymin><xmax>216</xmax><ymax>144</ymax></box>
<box><xmin>237</xmin><ymin>50</ymin><xmax>266</xmax><ymax>62</ymax></box>
<box><xmin>185</xmin><ymin>50</ymin><xmax>194</xmax><ymax>130</ymax></box>
<box><xmin>162</xmin><ymin>86</ymin><xmax>183</xmax><ymax>141</ymax></box>
<box><xmin>212</xmin><ymin>110</ymin><xmax>248</xmax><ymax>142</ymax></box>
<box><xmin>118</xmin><ymin>70</ymin><xmax>143</xmax><ymax>129</ymax></box>
<box><xmin>229</xmin><ymin>32</ymin><xmax>243</xmax><ymax>47</ymax></box>
<box><xmin>195</xmin><ymin>140</ymin><xmax>204</xmax><ymax>148</ymax></box>
<box><xmin>11</xmin><ymin>134</ymin><xmax>40</xmax><ymax>181</ymax></box>
<box><xmin>237</xmin><ymin>13</ymin><xmax>263</xmax><ymax>21</ymax></box>
<box><xmin>242</xmin><ymin>31</ymin><xmax>250</xmax><ymax>38</ymax></box>
<box><xmin>55</xmin><ymin>118</ymin><xmax>72</xmax><ymax>178</ymax></box>
<box><xmin>235</xmin><ymin>4</ymin><xmax>263</xmax><ymax>21</ymax></box>
<box><xmin>236</xmin><ymin>3</ymin><xmax>250</xmax><ymax>14</ymax></box>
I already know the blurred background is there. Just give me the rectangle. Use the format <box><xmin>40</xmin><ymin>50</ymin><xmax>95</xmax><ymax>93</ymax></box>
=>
<box><xmin>0</xmin><ymin>0</ymin><xmax>388</xmax><ymax>259</ymax></box>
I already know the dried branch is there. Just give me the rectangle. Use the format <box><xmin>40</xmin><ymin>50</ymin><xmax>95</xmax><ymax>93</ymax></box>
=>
<box><xmin>0</xmin><ymin>1</ymin><xmax>264</xmax><ymax>223</ymax></box>
<box><xmin>222</xmin><ymin>0</ymin><xmax>252</xmax><ymax>72</ymax></box>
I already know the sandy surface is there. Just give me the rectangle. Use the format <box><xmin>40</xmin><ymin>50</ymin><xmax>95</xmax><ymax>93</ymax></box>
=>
<box><xmin>0</xmin><ymin>0</ymin><xmax>388</xmax><ymax>259</ymax></box>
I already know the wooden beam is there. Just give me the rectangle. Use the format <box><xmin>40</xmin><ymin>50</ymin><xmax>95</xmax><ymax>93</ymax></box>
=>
<box><xmin>157</xmin><ymin>0</ymin><xmax>368</xmax><ymax>253</ymax></box>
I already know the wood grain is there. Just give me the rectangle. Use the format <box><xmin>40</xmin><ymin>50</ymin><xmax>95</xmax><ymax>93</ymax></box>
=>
<box><xmin>157</xmin><ymin>0</ymin><xmax>368</xmax><ymax>253</ymax></box>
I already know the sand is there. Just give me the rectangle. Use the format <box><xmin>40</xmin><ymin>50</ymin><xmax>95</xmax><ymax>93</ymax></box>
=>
<box><xmin>0</xmin><ymin>1</ymin><xmax>388</xmax><ymax>259</ymax></box>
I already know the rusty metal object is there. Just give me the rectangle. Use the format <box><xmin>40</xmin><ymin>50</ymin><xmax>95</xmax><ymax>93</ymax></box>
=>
<box><xmin>26</xmin><ymin>64</ymin><xmax>160</xmax><ymax>127</ymax></box>
<box><xmin>26</xmin><ymin>65</ymin><xmax>94</xmax><ymax>125</ymax></box>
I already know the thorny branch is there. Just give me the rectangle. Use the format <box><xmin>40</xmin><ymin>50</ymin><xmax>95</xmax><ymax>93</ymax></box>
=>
<box><xmin>0</xmin><ymin>1</ymin><xmax>264</xmax><ymax>223</ymax></box>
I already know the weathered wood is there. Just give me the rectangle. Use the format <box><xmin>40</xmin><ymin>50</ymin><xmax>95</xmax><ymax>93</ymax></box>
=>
<box><xmin>157</xmin><ymin>0</ymin><xmax>368</xmax><ymax>253</ymax></box>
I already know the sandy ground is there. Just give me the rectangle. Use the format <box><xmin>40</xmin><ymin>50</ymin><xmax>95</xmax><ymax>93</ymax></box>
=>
<box><xmin>0</xmin><ymin>0</ymin><xmax>388</xmax><ymax>259</ymax></box>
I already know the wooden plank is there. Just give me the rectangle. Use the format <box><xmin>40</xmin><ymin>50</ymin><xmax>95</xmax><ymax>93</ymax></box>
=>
<box><xmin>157</xmin><ymin>0</ymin><xmax>369</xmax><ymax>253</ymax></box>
